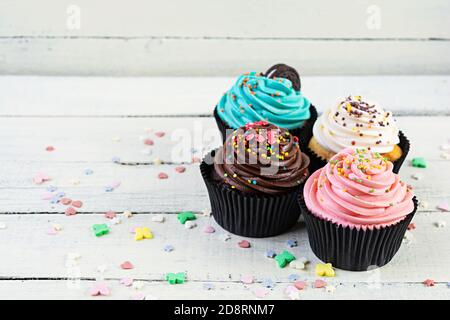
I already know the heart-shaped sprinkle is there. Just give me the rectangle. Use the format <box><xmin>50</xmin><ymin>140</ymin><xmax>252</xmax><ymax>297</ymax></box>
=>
<box><xmin>240</xmin><ymin>275</ymin><xmax>254</xmax><ymax>284</ymax></box>
<box><xmin>120</xmin><ymin>277</ymin><xmax>133</xmax><ymax>286</ymax></box>
<box><xmin>203</xmin><ymin>225</ymin><xmax>215</xmax><ymax>233</ymax></box>
<box><xmin>60</xmin><ymin>198</ymin><xmax>72</xmax><ymax>205</ymax></box>
<box><xmin>158</xmin><ymin>172</ymin><xmax>168</xmax><ymax>179</ymax></box>
<box><xmin>238</xmin><ymin>240</ymin><xmax>250</xmax><ymax>248</ymax></box>
<box><xmin>143</xmin><ymin>139</ymin><xmax>154</xmax><ymax>146</ymax></box>
<box><xmin>294</xmin><ymin>281</ymin><xmax>307</xmax><ymax>290</ymax></box>
<box><xmin>120</xmin><ymin>261</ymin><xmax>134</xmax><ymax>270</ymax></box>
<box><xmin>175</xmin><ymin>166</ymin><xmax>186</xmax><ymax>173</ymax></box>
<box><xmin>314</xmin><ymin>279</ymin><xmax>327</xmax><ymax>288</ymax></box>
<box><xmin>46</xmin><ymin>146</ymin><xmax>55</xmax><ymax>152</ymax></box>
<box><xmin>254</xmin><ymin>287</ymin><xmax>269</xmax><ymax>298</ymax></box>
<box><xmin>105</xmin><ymin>211</ymin><xmax>116</xmax><ymax>219</ymax></box>
<box><xmin>155</xmin><ymin>131</ymin><xmax>165</xmax><ymax>138</ymax></box>
<box><xmin>65</xmin><ymin>207</ymin><xmax>77</xmax><ymax>216</ymax></box>
<box><xmin>71</xmin><ymin>200</ymin><xmax>83</xmax><ymax>208</ymax></box>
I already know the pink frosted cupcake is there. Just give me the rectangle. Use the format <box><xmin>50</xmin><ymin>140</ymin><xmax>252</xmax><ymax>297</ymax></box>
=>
<box><xmin>299</xmin><ymin>147</ymin><xmax>417</xmax><ymax>271</ymax></box>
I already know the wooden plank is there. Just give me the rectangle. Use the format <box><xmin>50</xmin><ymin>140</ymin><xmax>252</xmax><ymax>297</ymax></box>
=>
<box><xmin>1</xmin><ymin>0</ymin><xmax>449</xmax><ymax>39</ymax></box>
<box><xmin>0</xmin><ymin>76</ymin><xmax>449</xmax><ymax>116</ymax></box>
<box><xmin>0</xmin><ymin>213</ymin><xmax>448</xmax><ymax>284</ymax></box>
<box><xmin>0</xmin><ymin>279</ymin><xmax>448</xmax><ymax>300</ymax></box>
<box><xmin>1</xmin><ymin>38</ymin><xmax>449</xmax><ymax>76</ymax></box>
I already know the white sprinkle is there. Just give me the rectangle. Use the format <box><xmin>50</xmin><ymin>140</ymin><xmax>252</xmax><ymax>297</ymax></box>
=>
<box><xmin>440</xmin><ymin>152</ymin><xmax>450</xmax><ymax>160</ymax></box>
<box><xmin>202</xmin><ymin>208</ymin><xmax>212</xmax><ymax>217</ymax></box>
<box><xmin>53</xmin><ymin>224</ymin><xmax>63</xmax><ymax>231</ymax></box>
<box><xmin>440</xmin><ymin>144</ymin><xmax>450</xmax><ymax>151</ymax></box>
<box><xmin>289</xmin><ymin>257</ymin><xmax>310</xmax><ymax>270</ymax></box>
<box><xmin>403</xmin><ymin>230</ymin><xmax>414</xmax><ymax>244</ymax></box>
<box><xmin>123</xmin><ymin>210</ymin><xmax>133</xmax><ymax>218</ymax></box>
<box><xmin>111</xmin><ymin>217</ymin><xmax>122</xmax><ymax>225</ymax></box>
<box><xmin>185</xmin><ymin>221</ymin><xmax>197</xmax><ymax>229</ymax></box>
<box><xmin>411</xmin><ymin>173</ymin><xmax>423</xmax><ymax>180</ymax></box>
<box><xmin>151</xmin><ymin>214</ymin><xmax>165</xmax><ymax>223</ymax></box>
<box><xmin>435</xmin><ymin>221</ymin><xmax>447</xmax><ymax>228</ymax></box>
<box><xmin>0</xmin><ymin>222</ymin><xmax>7</xmax><ymax>230</ymax></box>
<box><xmin>153</xmin><ymin>158</ymin><xmax>162</xmax><ymax>165</ymax></box>
<box><xmin>418</xmin><ymin>200</ymin><xmax>429</xmax><ymax>210</ymax></box>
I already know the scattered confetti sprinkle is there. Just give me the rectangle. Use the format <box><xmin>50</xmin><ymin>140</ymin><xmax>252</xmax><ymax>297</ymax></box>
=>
<box><xmin>151</xmin><ymin>214</ymin><xmax>165</xmax><ymax>223</ymax></box>
<box><xmin>407</xmin><ymin>223</ymin><xmax>416</xmax><ymax>230</ymax></box>
<box><xmin>403</xmin><ymin>230</ymin><xmax>414</xmax><ymax>244</ymax></box>
<box><xmin>105</xmin><ymin>211</ymin><xmax>117</xmax><ymax>219</ymax></box>
<box><xmin>437</xmin><ymin>202</ymin><xmax>449</xmax><ymax>212</ymax></box>
<box><xmin>314</xmin><ymin>279</ymin><xmax>328</xmax><ymax>288</ymax></box>
<box><xmin>185</xmin><ymin>221</ymin><xmax>197</xmax><ymax>229</ymax></box>
<box><xmin>238</xmin><ymin>240</ymin><xmax>251</xmax><ymax>248</ymax></box>
<box><xmin>265</xmin><ymin>249</ymin><xmax>276</xmax><ymax>258</ymax></box>
<box><xmin>93</xmin><ymin>224</ymin><xmax>109</xmax><ymax>237</ymax></box>
<box><xmin>202</xmin><ymin>208</ymin><xmax>211</xmax><ymax>217</ymax></box>
<box><xmin>411</xmin><ymin>173</ymin><xmax>423</xmax><ymax>180</ymax></box>
<box><xmin>440</xmin><ymin>152</ymin><xmax>450</xmax><ymax>160</ymax></box>
<box><xmin>71</xmin><ymin>200</ymin><xmax>83</xmax><ymax>208</ymax></box>
<box><xmin>290</xmin><ymin>257</ymin><xmax>310</xmax><ymax>270</ymax></box>
<box><xmin>423</xmin><ymin>279</ymin><xmax>435</xmax><ymax>287</ymax></box>
<box><xmin>164</xmin><ymin>244</ymin><xmax>174</xmax><ymax>252</ymax></box>
<box><xmin>33</xmin><ymin>172</ymin><xmax>51</xmax><ymax>185</ymax></box>
<box><xmin>275</xmin><ymin>251</ymin><xmax>296</xmax><ymax>268</ymax></box>
<box><xmin>111</xmin><ymin>217</ymin><xmax>122</xmax><ymax>225</ymax></box>
<box><xmin>203</xmin><ymin>283</ymin><xmax>214</xmax><ymax>290</ymax></box>
<box><xmin>175</xmin><ymin>166</ymin><xmax>186</xmax><ymax>173</ymax></box>
<box><xmin>286</xmin><ymin>239</ymin><xmax>298</xmax><ymax>248</ymax></box>
<box><xmin>134</xmin><ymin>227</ymin><xmax>153</xmax><ymax>240</ymax></box>
<box><xmin>46</xmin><ymin>185</ymin><xmax>58</xmax><ymax>192</ymax></box>
<box><xmin>65</xmin><ymin>207</ymin><xmax>77</xmax><ymax>216</ymax></box>
<box><xmin>166</xmin><ymin>272</ymin><xmax>185</xmax><ymax>284</ymax></box>
<box><xmin>287</xmin><ymin>274</ymin><xmax>299</xmax><ymax>282</ymax></box>
<box><xmin>60</xmin><ymin>198</ymin><xmax>72</xmax><ymax>205</ymax></box>
<box><xmin>46</xmin><ymin>146</ymin><xmax>55</xmax><ymax>152</ymax></box>
<box><xmin>254</xmin><ymin>287</ymin><xmax>269</xmax><ymax>298</ymax></box>
<box><xmin>240</xmin><ymin>275</ymin><xmax>254</xmax><ymax>284</ymax></box>
<box><xmin>285</xmin><ymin>286</ymin><xmax>300</xmax><ymax>300</ymax></box>
<box><xmin>203</xmin><ymin>225</ymin><xmax>215</xmax><ymax>233</ymax></box>
<box><xmin>143</xmin><ymin>139</ymin><xmax>154</xmax><ymax>146</ymax></box>
<box><xmin>120</xmin><ymin>277</ymin><xmax>133</xmax><ymax>287</ymax></box>
<box><xmin>84</xmin><ymin>169</ymin><xmax>94</xmax><ymax>175</ymax></box>
<box><xmin>53</xmin><ymin>224</ymin><xmax>62</xmax><ymax>231</ymax></box>
<box><xmin>120</xmin><ymin>261</ymin><xmax>134</xmax><ymax>270</ymax></box>
<box><xmin>411</xmin><ymin>157</ymin><xmax>427</xmax><ymax>168</ymax></box>
<box><xmin>419</xmin><ymin>200</ymin><xmax>429</xmax><ymax>210</ymax></box>
<box><xmin>123</xmin><ymin>210</ymin><xmax>133</xmax><ymax>218</ymax></box>
<box><xmin>262</xmin><ymin>278</ymin><xmax>274</xmax><ymax>289</ymax></box>
<box><xmin>158</xmin><ymin>172</ymin><xmax>169</xmax><ymax>179</ymax></box>
<box><xmin>315</xmin><ymin>263</ymin><xmax>335</xmax><ymax>277</ymax></box>
<box><xmin>177</xmin><ymin>211</ymin><xmax>196</xmax><ymax>224</ymax></box>
<box><xmin>155</xmin><ymin>131</ymin><xmax>165</xmax><ymax>138</ymax></box>
<box><xmin>96</xmin><ymin>264</ymin><xmax>108</xmax><ymax>273</ymax></box>
<box><xmin>111</xmin><ymin>156</ymin><xmax>121</xmax><ymax>163</ymax></box>
<box><xmin>435</xmin><ymin>221</ymin><xmax>447</xmax><ymax>228</ymax></box>
<box><xmin>294</xmin><ymin>281</ymin><xmax>307</xmax><ymax>290</ymax></box>
<box><xmin>90</xmin><ymin>282</ymin><xmax>110</xmax><ymax>296</ymax></box>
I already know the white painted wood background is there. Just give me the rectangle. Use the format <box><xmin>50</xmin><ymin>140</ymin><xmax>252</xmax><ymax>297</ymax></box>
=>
<box><xmin>0</xmin><ymin>0</ymin><xmax>450</xmax><ymax>75</ymax></box>
<box><xmin>0</xmin><ymin>75</ymin><xmax>449</xmax><ymax>300</ymax></box>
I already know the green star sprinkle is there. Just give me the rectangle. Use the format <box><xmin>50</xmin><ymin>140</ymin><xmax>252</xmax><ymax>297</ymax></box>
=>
<box><xmin>411</xmin><ymin>157</ymin><xmax>427</xmax><ymax>168</ymax></box>
<box><xmin>92</xmin><ymin>224</ymin><xmax>109</xmax><ymax>237</ymax></box>
<box><xmin>166</xmin><ymin>272</ymin><xmax>186</xmax><ymax>284</ymax></box>
<box><xmin>274</xmin><ymin>250</ymin><xmax>296</xmax><ymax>268</ymax></box>
<box><xmin>177</xmin><ymin>211</ymin><xmax>197</xmax><ymax>224</ymax></box>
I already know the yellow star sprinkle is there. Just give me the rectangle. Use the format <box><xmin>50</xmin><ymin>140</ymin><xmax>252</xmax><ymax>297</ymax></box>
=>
<box><xmin>315</xmin><ymin>263</ymin><xmax>335</xmax><ymax>277</ymax></box>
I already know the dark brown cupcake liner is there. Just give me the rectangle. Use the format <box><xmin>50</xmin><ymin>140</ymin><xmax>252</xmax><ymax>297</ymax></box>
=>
<box><xmin>214</xmin><ymin>104</ymin><xmax>318</xmax><ymax>145</ymax></box>
<box><xmin>300</xmin><ymin>130</ymin><xmax>410</xmax><ymax>174</ymax></box>
<box><xmin>200</xmin><ymin>150</ymin><xmax>303</xmax><ymax>238</ymax></box>
<box><xmin>299</xmin><ymin>196</ymin><xmax>417</xmax><ymax>271</ymax></box>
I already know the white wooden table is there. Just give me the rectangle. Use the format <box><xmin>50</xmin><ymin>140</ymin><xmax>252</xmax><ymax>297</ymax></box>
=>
<box><xmin>0</xmin><ymin>75</ymin><xmax>449</xmax><ymax>300</ymax></box>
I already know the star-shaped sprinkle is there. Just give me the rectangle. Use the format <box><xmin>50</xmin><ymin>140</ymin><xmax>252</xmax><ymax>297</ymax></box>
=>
<box><xmin>315</xmin><ymin>263</ymin><xmax>335</xmax><ymax>277</ymax></box>
<box><xmin>120</xmin><ymin>277</ymin><xmax>133</xmax><ymax>287</ymax></box>
<box><xmin>202</xmin><ymin>208</ymin><xmax>211</xmax><ymax>217</ymax></box>
<box><xmin>185</xmin><ymin>221</ymin><xmax>197</xmax><ymax>229</ymax></box>
<box><xmin>203</xmin><ymin>225</ymin><xmax>215</xmax><ymax>233</ymax></box>
<box><xmin>289</xmin><ymin>257</ymin><xmax>310</xmax><ymax>270</ymax></box>
<box><xmin>411</xmin><ymin>157</ymin><xmax>427</xmax><ymax>168</ymax></box>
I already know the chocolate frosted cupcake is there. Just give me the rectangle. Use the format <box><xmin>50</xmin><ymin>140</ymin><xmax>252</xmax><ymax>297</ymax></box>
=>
<box><xmin>201</xmin><ymin>121</ymin><xmax>310</xmax><ymax>237</ymax></box>
<box><xmin>214</xmin><ymin>63</ymin><xmax>317</xmax><ymax>144</ymax></box>
<box><xmin>302</xmin><ymin>95</ymin><xmax>409</xmax><ymax>173</ymax></box>
<box><xmin>300</xmin><ymin>148</ymin><xmax>417</xmax><ymax>271</ymax></box>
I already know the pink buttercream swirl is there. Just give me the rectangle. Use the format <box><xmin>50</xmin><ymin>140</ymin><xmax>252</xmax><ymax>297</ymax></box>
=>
<box><xmin>303</xmin><ymin>148</ymin><xmax>414</xmax><ymax>230</ymax></box>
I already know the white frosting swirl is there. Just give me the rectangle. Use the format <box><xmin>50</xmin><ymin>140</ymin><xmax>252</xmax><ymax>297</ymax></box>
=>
<box><xmin>312</xmin><ymin>96</ymin><xmax>400</xmax><ymax>154</ymax></box>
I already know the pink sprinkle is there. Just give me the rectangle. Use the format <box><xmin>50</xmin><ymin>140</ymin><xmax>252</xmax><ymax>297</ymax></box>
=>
<box><xmin>105</xmin><ymin>211</ymin><xmax>116</xmax><ymax>219</ymax></box>
<box><xmin>111</xmin><ymin>181</ymin><xmax>121</xmax><ymax>189</ymax></box>
<box><xmin>158</xmin><ymin>172</ymin><xmax>168</xmax><ymax>179</ymax></box>
<box><xmin>407</xmin><ymin>223</ymin><xmax>416</xmax><ymax>230</ymax></box>
<box><xmin>238</xmin><ymin>240</ymin><xmax>251</xmax><ymax>248</ymax></box>
<box><xmin>155</xmin><ymin>131</ymin><xmax>165</xmax><ymax>138</ymax></box>
<box><xmin>120</xmin><ymin>277</ymin><xmax>133</xmax><ymax>287</ymax></box>
<box><xmin>33</xmin><ymin>173</ymin><xmax>51</xmax><ymax>185</ymax></box>
<box><xmin>245</xmin><ymin>133</ymin><xmax>255</xmax><ymax>141</ymax></box>
<box><xmin>65</xmin><ymin>207</ymin><xmax>77</xmax><ymax>216</ymax></box>
<box><xmin>437</xmin><ymin>202</ymin><xmax>449</xmax><ymax>212</ymax></box>
<box><xmin>46</xmin><ymin>146</ymin><xmax>55</xmax><ymax>152</ymax></box>
<box><xmin>294</xmin><ymin>281</ymin><xmax>307</xmax><ymax>290</ymax></box>
<box><xmin>240</xmin><ymin>275</ymin><xmax>253</xmax><ymax>284</ymax></box>
<box><xmin>41</xmin><ymin>192</ymin><xmax>54</xmax><ymax>200</ymax></box>
<box><xmin>254</xmin><ymin>287</ymin><xmax>269</xmax><ymax>298</ymax></box>
<box><xmin>314</xmin><ymin>279</ymin><xmax>327</xmax><ymax>288</ymax></box>
<box><xmin>143</xmin><ymin>139</ymin><xmax>154</xmax><ymax>146</ymax></box>
<box><xmin>255</xmin><ymin>134</ymin><xmax>265</xmax><ymax>143</ymax></box>
<box><xmin>71</xmin><ymin>200</ymin><xmax>83</xmax><ymax>208</ymax></box>
<box><xmin>90</xmin><ymin>282</ymin><xmax>110</xmax><ymax>296</ymax></box>
<box><xmin>132</xmin><ymin>293</ymin><xmax>146</xmax><ymax>300</ymax></box>
<box><xmin>120</xmin><ymin>261</ymin><xmax>134</xmax><ymax>270</ymax></box>
<box><xmin>175</xmin><ymin>166</ymin><xmax>186</xmax><ymax>173</ymax></box>
<box><xmin>203</xmin><ymin>225</ymin><xmax>215</xmax><ymax>234</ymax></box>
<box><xmin>423</xmin><ymin>279</ymin><xmax>435</xmax><ymax>287</ymax></box>
<box><xmin>60</xmin><ymin>198</ymin><xmax>72</xmax><ymax>205</ymax></box>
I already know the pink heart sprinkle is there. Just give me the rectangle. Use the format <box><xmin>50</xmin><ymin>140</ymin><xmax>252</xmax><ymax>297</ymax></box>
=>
<box><xmin>120</xmin><ymin>261</ymin><xmax>134</xmax><ymax>270</ymax></box>
<box><xmin>314</xmin><ymin>279</ymin><xmax>327</xmax><ymax>288</ymax></box>
<box><xmin>111</xmin><ymin>181</ymin><xmax>121</xmax><ymax>189</ymax></box>
<box><xmin>294</xmin><ymin>281</ymin><xmax>307</xmax><ymax>290</ymax></box>
<box><xmin>238</xmin><ymin>240</ymin><xmax>251</xmax><ymax>248</ymax></box>
<box><xmin>60</xmin><ymin>198</ymin><xmax>72</xmax><ymax>205</ymax></box>
<box><xmin>105</xmin><ymin>211</ymin><xmax>116</xmax><ymax>219</ymax></box>
<box><xmin>203</xmin><ymin>225</ymin><xmax>215</xmax><ymax>234</ymax></box>
<box><xmin>155</xmin><ymin>131</ymin><xmax>165</xmax><ymax>138</ymax></box>
<box><xmin>175</xmin><ymin>166</ymin><xmax>186</xmax><ymax>173</ymax></box>
<box><xmin>65</xmin><ymin>207</ymin><xmax>77</xmax><ymax>216</ymax></box>
<box><xmin>143</xmin><ymin>139</ymin><xmax>154</xmax><ymax>146</ymax></box>
<box><xmin>120</xmin><ymin>277</ymin><xmax>133</xmax><ymax>287</ymax></box>
<box><xmin>71</xmin><ymin>200</ymin><xmax>83</xmax><ymax>208</ymax></box>
<box><xmin>90</xmin><ymin>282</ymin><xmax>110</xmax><ymax>296</ymax></box>
<box><xmin>158</xmin><ymin>172</ymin><xmax>168</xmax><ymax>179</ymax></box>
<box><xmin>254</xmin><ymin>287</ymin><xmax>269</xmax><ymax>298</ymax></box>
<box><xmin>241</xmin><ymin>275</ymin><xmax>254</xmax><ymax>284</ymax></box>
<box><xmin>437</xmin><ymin>202</ymin><xmax>449</xmax><ymax>212</ymax></box>
<box><xmin>33</xmin><ymin>173</ymin><xmax>51</xmax><ymax>185</ymax></box>
<box><xmin>46</xmin><ymin>146</ymin><xmax>55</xmax><ymax>152</ymax></box>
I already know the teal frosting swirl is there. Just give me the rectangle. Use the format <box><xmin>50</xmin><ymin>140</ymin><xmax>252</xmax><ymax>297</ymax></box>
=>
<box><xmin>216</xmin><ymin>72</ymin><xmax>311</xmax><ymax>130</ymax></box>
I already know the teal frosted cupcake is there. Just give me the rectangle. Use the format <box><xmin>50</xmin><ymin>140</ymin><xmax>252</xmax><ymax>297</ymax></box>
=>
<box><xmin>213</xmin><ymin>63</ymin><xmax>317</xmax><ymax>144</ymax></box>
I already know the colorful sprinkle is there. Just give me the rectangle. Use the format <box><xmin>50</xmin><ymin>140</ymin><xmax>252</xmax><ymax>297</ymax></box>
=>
<box><xmin>120</xmin><ymin>261</ymin><xmax>134</xmax><ymax>270</ymax></box>
<box><xmin>238</xmin><ymin>240</ymin><xmax>251</xmax><ymax>248</ymax></box>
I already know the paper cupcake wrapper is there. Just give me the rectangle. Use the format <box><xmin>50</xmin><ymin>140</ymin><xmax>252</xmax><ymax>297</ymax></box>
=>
<box><xmin>301</xmin><ymin>130</ymin><xmax>410</xmax><ymax>174</ymax></box>
<box><xmin>214</xmin><ymin>104</ymin><xmax>318</xmax><ymax>144</ymax></box>
<box><xmin>299</xmin><ymin>196</ymin><xmax>417</xmax><ymax>271</ymax></box>
<box><xmin>200</xmin><ymin>150</ymin><xmax>302</xmax><ymax>238</ymax></box>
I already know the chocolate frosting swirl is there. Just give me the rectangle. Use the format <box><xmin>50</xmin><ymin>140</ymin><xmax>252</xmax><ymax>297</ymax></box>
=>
<box><xmin>264</xmin><ymin>63</ymin><xmax>301</xmax><ymax>91</ymax></box>
<box><xmin>212</xmin><ymin>121</ymin><xmax>310</xmax><ymax>195</ymax></box>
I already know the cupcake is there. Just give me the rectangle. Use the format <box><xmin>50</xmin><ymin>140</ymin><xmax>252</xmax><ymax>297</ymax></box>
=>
<box><xmin>214</xmin><ymin>63</ymin><xmax>317</xmax><ymax>143</ymax></box>
<box><xmin>201</xmin><ymin>121</ymin><xmax>310</xmax><ymax>237</ymax></box>
<box><xmin>300</xmin><ymin>148</ymin><xmax>417</xmax><ymax>271</ymax></box>
<box><xmin>303</xmin><ymin>95</ymin><xmax>409</xmax><ymax>173</ymax></box>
